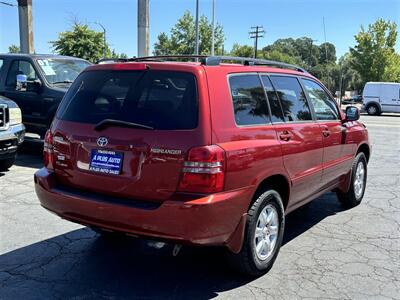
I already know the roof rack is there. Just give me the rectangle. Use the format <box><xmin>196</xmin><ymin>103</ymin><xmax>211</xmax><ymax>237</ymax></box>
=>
<box><xmin>97</xmin><ymin>58</ymin><xmax>136</xmax><ymax>64</ymax></box>
<box><xmin>203</xmin><ymin>56</ymin><xmax>308</xmax><ymax>73</ymax></box>
<box><xmin>133</xmin><ymin>55</ymin><xmax>208</xmax><ymax>63</ymax></box>
<box><xmin>97</xmin><ymin>55</ymin><xmax>307</xmax><ymax>73</ymax></box>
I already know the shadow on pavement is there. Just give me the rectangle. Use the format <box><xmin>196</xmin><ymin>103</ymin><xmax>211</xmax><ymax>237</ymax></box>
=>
<box><xmin>0</xmin><ymin>192</ymin><xmax>347</xmax><ymax>299</ymax></box>
<box><xmin>14</xmin><ymin>139</ymin><xmax>44</xmax><ymax>169</ymax></box>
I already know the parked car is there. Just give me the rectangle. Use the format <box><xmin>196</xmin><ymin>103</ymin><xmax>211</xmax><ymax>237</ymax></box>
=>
<box><xmin>0</xmin><ymin>95</ymin><xmax>25</xmax><ymax>171</ymax></box>
<box><xmin>362</xmin><ymin>81</ymin><xmax>400</xmax><ymax>115</ymax></box>
<box><xmin>342</xmin><ymin>95</ymin><xmax>362</xmax><ymax>105</ymax></box>
<box><xmin>34</xmin><ymin>56</ymin><xmax>370</xmax><ymax>276</ymax></box>
<box><xmin>0</xmin><ymin>54</ymin><xmax>90</xmax><ymax>137</ymax></box>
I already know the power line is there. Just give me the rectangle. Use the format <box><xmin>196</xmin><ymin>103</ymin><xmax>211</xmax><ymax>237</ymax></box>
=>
<box><xmin>0</xmin><ymin>1</ymin><xmax>16</xmax><ymax>6</ymax></box>
<box><xmin>249</xmin><ymin>26</ymin><xmax>265</xmax><ymax>58</ymax></box>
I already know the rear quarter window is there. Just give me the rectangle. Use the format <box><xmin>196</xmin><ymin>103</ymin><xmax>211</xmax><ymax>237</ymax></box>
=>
<box><xmin>228</xmin><ymin>74</ymin><xmax>270</xmax><ymax>126</ymax></box>
<box><xmin>57</xmin><ymin>70</ymin><xmax>198</xmax><ymax>130</ymax></box>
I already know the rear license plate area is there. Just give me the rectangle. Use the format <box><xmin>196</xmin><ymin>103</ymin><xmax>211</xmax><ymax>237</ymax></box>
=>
<box><xmin>89</xmin><ymin>149</ymin><xmax>124</xmax><ymax>175</ymax></box>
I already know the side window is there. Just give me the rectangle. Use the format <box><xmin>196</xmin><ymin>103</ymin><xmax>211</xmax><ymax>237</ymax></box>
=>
<box><xmin>302</xmin><ymin>79</ymin><xmax>339</xmax><ymax>120</ymax></box>
<box><xmin>260</xmin><ymin>75</ymin><xmax>285</xmax><ymax>123</ymax></box>
<box><xmin>6</xmin><ymin>60</ymin><xmax>38</xmax><ymax>87</ymax></box>
<box><xmin>270</xmin><ymin>76</ymin><xmax>312</xmax><ymax>122</ymax></box>
<box><xmin>229</xmin><ymin>74</ymin><xmax>270</xmax><ymax>126</ymax></box>
<box><xmin>0</xmin><ymin>59</ymin><xmax>3</xmax><ymax>72</ymax></box>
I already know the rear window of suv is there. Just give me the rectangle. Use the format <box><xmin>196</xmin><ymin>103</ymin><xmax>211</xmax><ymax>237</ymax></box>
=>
<box><xmin>57</xmin><ymin>70</ymin><xmax>198</xmax><ymax>130</ymax></box>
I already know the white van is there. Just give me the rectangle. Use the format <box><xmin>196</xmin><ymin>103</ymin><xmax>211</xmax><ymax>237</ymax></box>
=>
<box><xmin>362</xmin><ymin>82</ymin><xmax>400</xmax><ymax>115</ymax></box>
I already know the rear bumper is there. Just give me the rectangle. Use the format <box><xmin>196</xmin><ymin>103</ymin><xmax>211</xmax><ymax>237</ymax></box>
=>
<box><xmin>34</xmin><ymin>168</ymin><xmax>253</xmax><ymax>248</ymax></box>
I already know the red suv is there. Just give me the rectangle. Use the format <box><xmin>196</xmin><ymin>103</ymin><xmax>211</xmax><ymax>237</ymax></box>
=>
<box><xmin>34</xmin><ymin>56</ymin><xmax>370</xmax><ymax>276</ymax></box>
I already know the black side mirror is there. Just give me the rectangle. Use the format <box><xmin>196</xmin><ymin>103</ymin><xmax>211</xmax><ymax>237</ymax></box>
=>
<box><xmin>27</xmin><ymin>79</ymin><xmax>42</xmax><ymax>92</ymax></box>
<box><xmin>345</xmin><ymin>106</ymin><xmax>360</xmax><ymax>121</ymax></box>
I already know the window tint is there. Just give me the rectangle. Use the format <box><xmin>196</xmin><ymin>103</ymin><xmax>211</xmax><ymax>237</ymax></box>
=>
<box><xmin>229</xmin><ymin>74</ymin><xmax>270</xmax><ymax>125</ymax></box>
<box><xmin>57</xmin><ymin>70</ymin><xmax>198</xmax><ymax>130</ymax></box>
<box><xmin>6</xmin><ymin>60</ymin><xmax>38</xmax><ymax>86</ymax></box>
<box><xmin>261</xmin><ymin>76</ymin><xmax>285</xmax><ymax>123</ymax></box>
<box><xmin>269</xmin><ymin>76</ymin><xmax>312</xmax><ymax>122</ymax></box>
<box><xmin>302</xmin><ymin>79</ymin><xmax>339</xmax><ymax>120</ymax></box>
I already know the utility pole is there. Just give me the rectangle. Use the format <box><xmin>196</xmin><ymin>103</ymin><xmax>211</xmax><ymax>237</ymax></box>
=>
<box><xmin>323</xmin><ymin>17</ymin><xmax>328</xmax><ymax>61</ymax></box>
<box><xmin>17</xmin><ymin>0</ymin><xmax>34</xmax><ymax>54</ymax></box>
<box><xmin>211</xmin><ymin>0</ymin><xmax>216</xmax><ymax>56</ymax></box>
<box><xmin>249</xmin><ymin>26</ymin><xmax>264</xmax><ymax>58</ymax></box>
<box><xmin>195</xmin><ymin>0</ymin><xmax>200</xmax><ymax>57</ymax></box>
<box><xmin>137</xmin><ymin>0</ymin><xmax>149</xmax><ymax>57</ymax></box>
<box><xmin>95</xmin><ymin>22</ymin><xmax>106</xmax><ymax>58</ymax></box>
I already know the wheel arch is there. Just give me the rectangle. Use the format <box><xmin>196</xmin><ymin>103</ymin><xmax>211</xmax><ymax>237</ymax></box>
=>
<box><xmin>251</xmin><ymin>174</ymin><xmax>290</xmax><ymax>211</ymax></box>
<box><xmin>365</xmin><ymin>100</ymin><xmax>381</xmax><ymax>113</ymax></box>
<box><xmin>357</xmin><ymin>143</ymin><xmax>370</xmax><ymax>162</ymax></box>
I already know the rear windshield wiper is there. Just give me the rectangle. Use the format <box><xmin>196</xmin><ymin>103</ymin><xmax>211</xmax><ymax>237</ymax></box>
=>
<box><xmin>94</xmin><ymin>119</ymin><xmax>154</xmax><ymax>131</ymax></box>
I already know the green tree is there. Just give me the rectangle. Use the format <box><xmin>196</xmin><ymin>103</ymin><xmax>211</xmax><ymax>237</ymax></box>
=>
<box><xmin>350</xmin><ymin>19</ymin><xmax>399</xmax><ymax>82</ymax></box>
<box><xmin>8</xmin><ymin>44</ymin><xmax>20</xmax><ymax>53</ymax></box>
<box><xmin>310</xmin><ymin>63</ymin><xmax>340</xmax><ymax>93</ymax></box>
<box><xmin>262</xmin><ymin>49</ymin><xmax>302</xmax><ymax>65</ymax></box>
<box><xmin>339</xmin><ymin>53</ymin><xmax>363</xmax><ymax>93</ymax></box>
<box><xmin>262</xmin><ymin>37</ymin><xmax>320</xmax><ymax>68</ymax></box>
<box><xmin>319</xmin><ymin>42</ymin><xmax>336</xmax><ymax>64</ymax></box>
<box><xmin>153</xmin><ymin>11</ymin><xmax>224</xmax><ymax>55</ymax></box>
<box><xmin>229</xmin><ymin>43</ymin><xmax>254</xmax><ymax>57</ymax></box>
<box><xmin>50</xmin><ymin>22</ymin><xmax>125</xmax><ymax>63</ymax></box>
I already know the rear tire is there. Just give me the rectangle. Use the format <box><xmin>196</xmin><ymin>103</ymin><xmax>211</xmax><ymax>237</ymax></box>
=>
<box><xmin>366</xmin><ymin>103</ymin><xmax>380</xmax><ymax>116</ymax></box>
<box><xmin>0</xmin><ymin>157</ymin><xmax>16</xmax><ymax>172</ymax></box>
<box><xmin>227</xmin><ymin>188</ymin><xmax>285</xmax><ymax>277</ymax></box>
<box><xmin>336</xmin><ymin>152</ymin><xmax>367</xmax><ymax>208</ymax></box>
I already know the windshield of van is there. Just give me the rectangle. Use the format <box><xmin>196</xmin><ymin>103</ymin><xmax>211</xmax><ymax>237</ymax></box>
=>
<box><xmin>56</xmin><ymin>70</ymin><xmax>198</xmax><ymax>130</ymax></box>
<box><xmin>36</xmin><ymin>58</ymin><xmax>90</xmax><ymax>84</ymax></box>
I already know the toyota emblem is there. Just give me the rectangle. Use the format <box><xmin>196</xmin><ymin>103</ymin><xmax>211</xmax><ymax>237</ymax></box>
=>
<box><xmin>97</xmin><ymin>137</ymin><xmax>108</xmax><ymax>147</ymax></box>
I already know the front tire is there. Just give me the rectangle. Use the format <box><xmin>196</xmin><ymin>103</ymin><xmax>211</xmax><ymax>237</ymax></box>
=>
<box><xmin>366</xmin><ymin>103</ymin><xmax>380</xmax><ymax>116</ymax></box>
<box><xmin>228</xmin><ymin>189</ymin><xmax>285</xmax><ymax>276</ymax></box>
<box><xmin>337</xmin><ymin>152</ymin><xmax>367</xmax><ymax>208</ymax></box>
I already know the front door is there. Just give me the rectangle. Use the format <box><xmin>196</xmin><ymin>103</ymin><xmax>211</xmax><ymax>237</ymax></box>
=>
<box><xmin>266</xmin><ymin>75</ymin><xmax>324</xmax><ymax>206</ymax></box>
<box><xmin>3</xmin><ymin>59</ymin><xmax>43</xmax><ymax>126</ymax></box>
<box><xmin>301</xmin><ymin>78</ymin><xmax>351</xmax><ymax>187</ymax></box>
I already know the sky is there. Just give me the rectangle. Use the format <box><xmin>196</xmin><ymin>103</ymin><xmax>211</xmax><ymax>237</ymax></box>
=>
<box><xmin>1</xmin><ymin>0</ymin><xmax>399</xmax><ymax>59</ymax></box>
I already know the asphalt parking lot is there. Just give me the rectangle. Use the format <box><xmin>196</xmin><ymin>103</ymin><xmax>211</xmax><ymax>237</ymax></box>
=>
<box><xmin>0</xmin><ymin>114</ymin><xmax>399</xmax><ymax>300</ymax></box>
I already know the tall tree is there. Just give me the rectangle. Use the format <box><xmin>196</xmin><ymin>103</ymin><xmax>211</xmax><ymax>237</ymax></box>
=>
<box><xmin>153</xmin><ymin>11</ymin><xmax>224</xmax><ymax>55</ymax></box>
<box><xmin>8</xmin><ymin>45</ymin><xmax>20</xmax><ymax>53</ymax></box>
<box><xmin>50</xmin><ymin>22</ymin><xmax>126</xmax><ymax>63</ymax></box>
<box><xmin>350</xmin><ymin>19</ymin><xmax>399</xmax><ymax>82</ymax></box>
<box><xmin>319</xmin><ymin>42</ymin><xmax>336</xmax><ymax>64</ymax></box>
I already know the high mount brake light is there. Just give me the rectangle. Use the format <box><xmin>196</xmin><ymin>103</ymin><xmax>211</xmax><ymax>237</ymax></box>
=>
<box><xmin>178</xmin><ymin>145</ymin><xmax>226</xmax><ymax>193</ymax></box>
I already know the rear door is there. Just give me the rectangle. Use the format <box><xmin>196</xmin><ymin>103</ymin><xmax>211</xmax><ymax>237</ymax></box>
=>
<box><xmin>52</xmin><ymin>67</ymin><xmax>208</xmax><ymax>202</ymax></box>
<box><xmin>264</xmin><ymin>75</ymin><xmax>324</xmax><ymax>206</ymax></box>
<box><xmin>301</xmin><ymin>78</ymin><xmax>350</xmax><ymax>187</ymax></box>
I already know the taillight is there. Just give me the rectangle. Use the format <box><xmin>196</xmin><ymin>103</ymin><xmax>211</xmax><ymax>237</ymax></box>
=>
<box><xmin>43</xmin><ymin>130</ymin><xmax>55</xmax><ymax>170</ymax></box>
<box><xmin>178</xmin><ymin>145</ymin><xmax>226</xmax><ymax>193</ymax></box>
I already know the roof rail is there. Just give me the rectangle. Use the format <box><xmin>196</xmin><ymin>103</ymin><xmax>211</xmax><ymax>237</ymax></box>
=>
<box><xmin>133</xmin><ymin>55</ymin><xmax>208</xmax><ymax>63</ymax></box>
<box><xmin>97</xmin><ymin>55</ymin><xmax>307</xmax><ymax>73</ymax></box>
<box><xmin>97</xmin><ymin>58</ymin><xmax>136</xmax><ymax>64</ymax></box>
<box><xmin>203</xmin><ymin>56</ymin><xmax>308</xmax><ymax>73</ymax></box>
